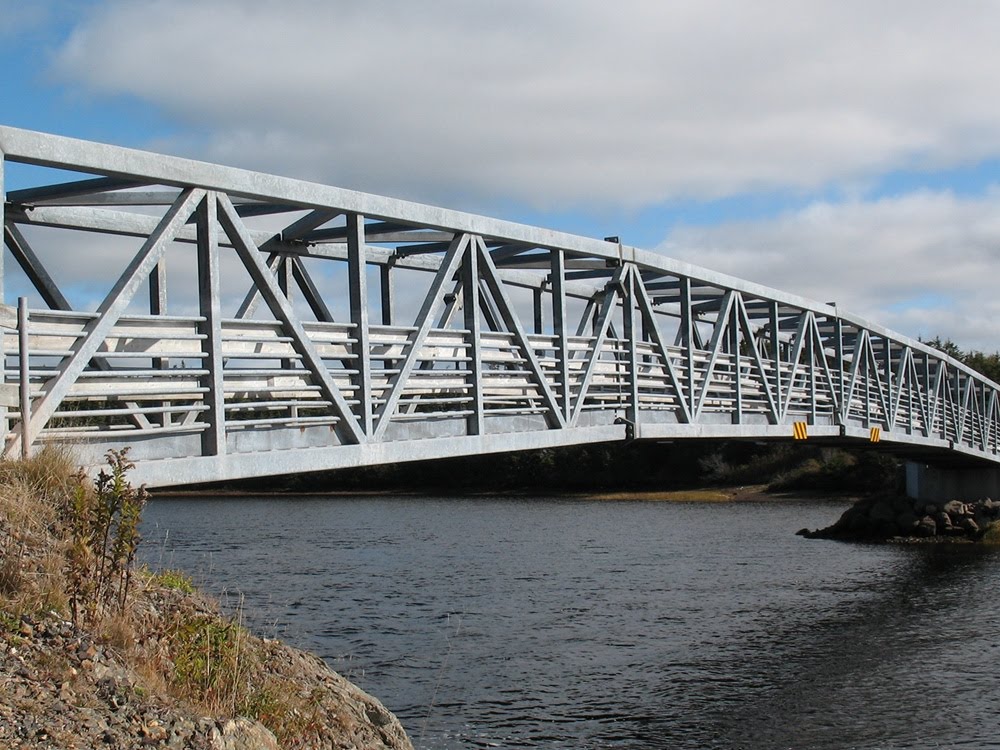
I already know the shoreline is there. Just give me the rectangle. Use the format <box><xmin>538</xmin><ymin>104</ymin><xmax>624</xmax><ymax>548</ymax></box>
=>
<box><xmin>151</xmin><ymin>484</ymin><xmax>862</xmax><ymax>504</ymax></box>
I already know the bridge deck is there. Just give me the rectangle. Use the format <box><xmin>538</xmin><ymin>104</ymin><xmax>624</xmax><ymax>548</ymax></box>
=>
<box><xmin>1</xmin><ymin>126</ymin><xmax>998</xmax><ymax>487</ymax></box>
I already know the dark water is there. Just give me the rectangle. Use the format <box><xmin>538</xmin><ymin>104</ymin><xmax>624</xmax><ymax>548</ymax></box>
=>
<box><xmin>141</xmin><ymin>496</ymin><xmax>1000</xmax><ymax>749</ymax></box>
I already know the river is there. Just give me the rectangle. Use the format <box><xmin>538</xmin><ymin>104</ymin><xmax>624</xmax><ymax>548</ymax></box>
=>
<box><xmin>140</xmin><ymin>495</ymin><xmax>1000</xmax><ymax>749</ymax></box>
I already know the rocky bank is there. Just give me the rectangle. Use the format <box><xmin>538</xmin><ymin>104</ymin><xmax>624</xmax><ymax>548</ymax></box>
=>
<box><xmin>0</xmin><ymin>449</ymin><xmax>413</xmax><ymax>750</ymax></box>
<box><xmin>0</xmin><ymin>588</ymin><xmax>413</xmax><ymax>749</ymax></box>
<box><xmin>799</xmin><ymin>495</ymin><xmax>1000</xmax><ymax>542</ymax></box>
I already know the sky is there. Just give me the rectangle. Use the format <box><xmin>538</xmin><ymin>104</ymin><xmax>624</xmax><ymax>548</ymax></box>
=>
<box><xmin>4</xmin><ymin>1</ymin><xmax>1000</xmax><ymax>350</ymax></box>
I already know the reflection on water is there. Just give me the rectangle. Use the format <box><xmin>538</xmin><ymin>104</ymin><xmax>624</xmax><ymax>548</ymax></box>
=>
<box><xmin>141</xmin><ymin>497</ymin><xmax>1000</xmax><ymax>749</ymax></box>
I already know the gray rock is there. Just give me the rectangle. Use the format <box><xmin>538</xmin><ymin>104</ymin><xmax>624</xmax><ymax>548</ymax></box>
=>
<box><xmin>211</xmin><ymin>718</ymin><xmax>279</xmax><ymax>750</ymax></box>
<box><xmin>961</xmin><ymin>517</ymin><xmax>981</xmax><ymax>535</ymax></box>
<box><xmin>944</xmin><ymin>500</ymin><xmax>967</xmax><ymax>516</ymax></box>
<box><xmin>915</xmin><ymin>516</ymin><xmax>937</xmax><ymax>537</ymax></box>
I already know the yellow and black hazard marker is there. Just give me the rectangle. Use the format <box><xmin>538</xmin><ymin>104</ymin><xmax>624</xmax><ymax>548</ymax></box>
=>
<box><xmin>870</xmin><ymin>426</ymin><xmax>881</xmax><ymax>443</ymax></box>
<box><xmin>793</xmin><ymin>421</ymin><xmax>808</xmax><ymax>440</ymax></box>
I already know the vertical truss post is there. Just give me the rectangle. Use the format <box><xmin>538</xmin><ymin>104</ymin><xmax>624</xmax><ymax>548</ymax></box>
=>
<box><xmin>863</xmin><ymin>337</ymin><xmax>872</xmax><ymax>428</ymax></box>
<box><xmin>808</xmin><ymin>315</ymin><xmax>817</xmax><ymax>423</ymax></box>
<box><xmin>532</xmin><ymin>288</ymin><xmax>543</xmax><ymax>335</ymax></box>
<box><xmin>731</xmin><ymin>298</ymin><xmax>743</xmax><ymax>423</ymax></box>
<box><xmin>462</xmin><ymin>241</ymin><xmax>483</xmax><ymax>435</ymax></box>
<box><xmin>380</xmin><ymin>264</ymin><xmax>394</xmax><ymax>326</ymax></box>
<box><xmin>347</xmin><ymin>214</ymin><xmax>373</xmax><ymax>437</ymax></box>
<box><xmin>17</xmin><ymin>297</ymin><xmax>28</xmax><ymax>459</ymax></box>
<box><xmin>769</xmin><ymin>301</ymin><xmax>781</xmax><ymax>421</ymax></box>
<box><xmin>833</xmin><ymin>315</ymin><xmax>844</xmax><ymax>424</ymax></box>
<box><xmin>379</xmin><ymin>262</ymin><xmax>394</xmax><ymax>374</ymax></box>
<box><xmin>276</xmin><ymin>256</ymin><xmax>295</xmax><ymax>374</ymax></box>
<box><xmin>197</xmin><ymin>193</ymin><xmax>226</xmax><ymax>457</ymax></box>
<box><xmin>622</xmin><ymin>267</ymin><xmax>640</xmax><ymax>427</ymax></box>
<box><xmin>955</xmin><ymin>368</ymin><xmax>963</xmax><ymax>443</ymax></box>
<box><xmin>277</xmin><ymin>256</ymin><xmax>293</xmax><ymax>302</ymax></box>
<box><xmin>550</xmin><ymin>249</ymin><xmax>570</xmax><ymax>422</ymax></box>
<box><xmin>905</xmin><ymin>350</ymin><xmax>915</xmax><ymax>434</ymax></box>
<box><xmin>149</xmin><ymin>260</ymin><xmax>167</xmax><ymax>316</ymax></box>
<box><xmin>149</xmin><ymin>257</ymin><xmax>169</xmax><ymax>425</ymax></box>
<box><xmin>681</xmin><ymin>277</ymin><xmax>696</xmax><ymax>419</ymax></box>
<box><xmin>883</xmin><ymin>336</ymin><xmax>893</xmax><ymax>425</ymax></box>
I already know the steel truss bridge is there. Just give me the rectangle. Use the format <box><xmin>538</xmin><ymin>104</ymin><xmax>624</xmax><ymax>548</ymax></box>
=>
<box><xmin>1</xmin><ymin>126</ymin><xmax>998</xmax><ymax>489</ymax></box>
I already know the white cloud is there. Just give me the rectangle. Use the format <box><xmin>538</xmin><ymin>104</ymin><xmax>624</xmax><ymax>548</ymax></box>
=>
<box><xmin>659</xmin><ymin>189</ymin><xmax>1000</xmax><ymax>351</ymax></box>
<box><xmin>49</xmin><ymin>1</ymin><xmax>1000</xmax><ymax>210</ymax></box>
<box><xmin>0</xmin><ymin>1</ymin><xmax>54</xmax><ymax>37</ymax></box>
<box><xmin>31</xmin><ymin>1</ymin><xmax>1000</xmax><ymax>355</ymax></box>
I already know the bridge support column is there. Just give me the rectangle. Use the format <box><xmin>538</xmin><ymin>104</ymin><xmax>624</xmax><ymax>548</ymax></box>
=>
<box><xmin>905</xmin><ymin>461</ymin><xmax>1000</xmax><ymax>502</ymax></box>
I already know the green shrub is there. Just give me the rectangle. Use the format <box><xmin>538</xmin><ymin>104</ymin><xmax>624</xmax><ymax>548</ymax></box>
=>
<box><xmin>62</xmin><ymin>448</ymin><xmax>148</xmax><ymax>625</ymax></box>
<box><xmin>153</xmin><ymin>568</ymin><xmax>196</xmax><ymax>594</ymax></box>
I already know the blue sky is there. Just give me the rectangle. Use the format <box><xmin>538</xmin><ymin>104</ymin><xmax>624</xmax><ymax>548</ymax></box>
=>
<box><xmin>5</xmin><ymin>1</ymin><xmax>1000</xmax><ymax>350</ymax></box>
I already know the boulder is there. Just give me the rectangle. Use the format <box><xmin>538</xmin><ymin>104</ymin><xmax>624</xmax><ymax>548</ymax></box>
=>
<box><xmin>943</xmin><ymin>500</ymin><xmax>967</xmax><ymax>517</ymax></box>
<box><xmin>211</xmin><ymin>718</ymin><xmax>279</xmax><ymax>750</ymax></box>
<box><xmin>960</xmin><ymin>517</ymin><xmax>981</xmax><ymax>535</ymax></box>
<box><xmin>935</xmin><ymin>512</ymin><xmax>953</xmax><ymax>531</ymax></box>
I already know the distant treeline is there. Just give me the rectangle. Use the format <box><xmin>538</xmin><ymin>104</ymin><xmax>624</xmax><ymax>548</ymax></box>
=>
<box><xmin>924</xmin><ymin>336</ymin><xmax>1000</xmax><ymax>383</ymax></box>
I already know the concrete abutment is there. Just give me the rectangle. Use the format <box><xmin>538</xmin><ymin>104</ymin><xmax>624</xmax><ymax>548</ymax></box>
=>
<box><xmin>905</xmin><ymin>461</ymin><xmax>1000</xmax><ymax>502</ymax></box>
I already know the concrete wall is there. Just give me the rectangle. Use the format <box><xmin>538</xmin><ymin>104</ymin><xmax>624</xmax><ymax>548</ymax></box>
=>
<box><xmin>905</xmin><ymin>461</ymin><xmax>1000</xmax><ymax>502</ymax></box>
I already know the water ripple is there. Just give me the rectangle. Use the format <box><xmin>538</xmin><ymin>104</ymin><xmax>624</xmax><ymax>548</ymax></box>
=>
<box><xmin>142</xmin><ymin>496</ymin><xmax>1000</xmax><ymax>749</ymax></box>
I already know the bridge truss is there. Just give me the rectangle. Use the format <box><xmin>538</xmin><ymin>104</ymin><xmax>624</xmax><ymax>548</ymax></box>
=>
<box><xmin>1</xmin><ymin>126</ymin><xmax>998</xmax><ymax>487</ymax></box>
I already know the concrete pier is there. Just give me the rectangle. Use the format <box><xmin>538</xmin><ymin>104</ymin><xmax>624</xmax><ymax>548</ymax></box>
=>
<box><xmin>905</xmin><ymin>461</ymin><xmax>1000</xmax><ymax>502</ymax></box>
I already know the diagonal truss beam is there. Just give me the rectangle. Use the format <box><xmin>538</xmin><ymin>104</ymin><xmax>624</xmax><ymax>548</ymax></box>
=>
<box><xmin>217</xmin><ymin>194</ymin><xmax>366</xmax><ymax>445</ymax></box>
<box><xmin>4</xmin><ymin>223</ymin><xmax>71</xmax><ymax>309</ymax></box>
<box><xmin>475</xmin><ymin>236</ymin><xmax>565</xmax><ymax>429</ymax></box>
<box><xmin>570</xmin><ymin>266</ymin><xmax>627</xmax><ymax>426</ymax></box>
<box><xmin>694</xmin><ymin>291</ymin><xmax>736</xmax><ymax>419</ymax></box>
<box><xmin>7</xmin><ymin>188</ymin><xmax>205</xmax><ymax>455</ymax></box>
<box><xmin>372</xmin><ymin>234</ymin><xmax>470</xmax><ymax>441</ymax></box>
<box><xmin>5</xmin><ymin>222</ymin><xmax>155</xmax><ymax>430</ymax></box>
<box><xmin>734</xmin><ymin>295</ymin><xmax>780</xmax><ymax>423</ymax></box>
<box><xmin>631</xmin><ymin>270</ymin><xmax>692</xmax><ymax>424</ymax></box>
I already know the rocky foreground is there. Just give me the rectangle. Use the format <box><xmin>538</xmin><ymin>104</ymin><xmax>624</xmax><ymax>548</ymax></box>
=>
<box><xmin>0</xmin><ymin>578</ymin><xmax>412</xmax><ymax>750</ymax></box>
<box><xmin>1</xmin><ymin>448</ymin><xmax>413</xmax><ymax>750</ymax></box>
<box><xmin>0</xmin><ymin>586</ymin><xmax>413</xmax><ymax>749</ymax></box>
<box><xmin>799</xmin><ymin>495</ymin><xmax>1000</xmax><ymax>542</ymax></box>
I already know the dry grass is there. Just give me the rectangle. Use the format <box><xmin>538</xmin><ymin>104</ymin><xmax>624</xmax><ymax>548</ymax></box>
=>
<box><xmin>0</xmin><ymin>447</ymin><xmax>376</xmax><ymax>747</ymax></box>
<box><xmin>0</xmin><ymin>445</ymin><xmax>79</xmax><ymax>619</ymax></box>
<box><xmin>587</xmin><ymin>485</ymin><xmax>769</xmax><ymax>502</ymax></box>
